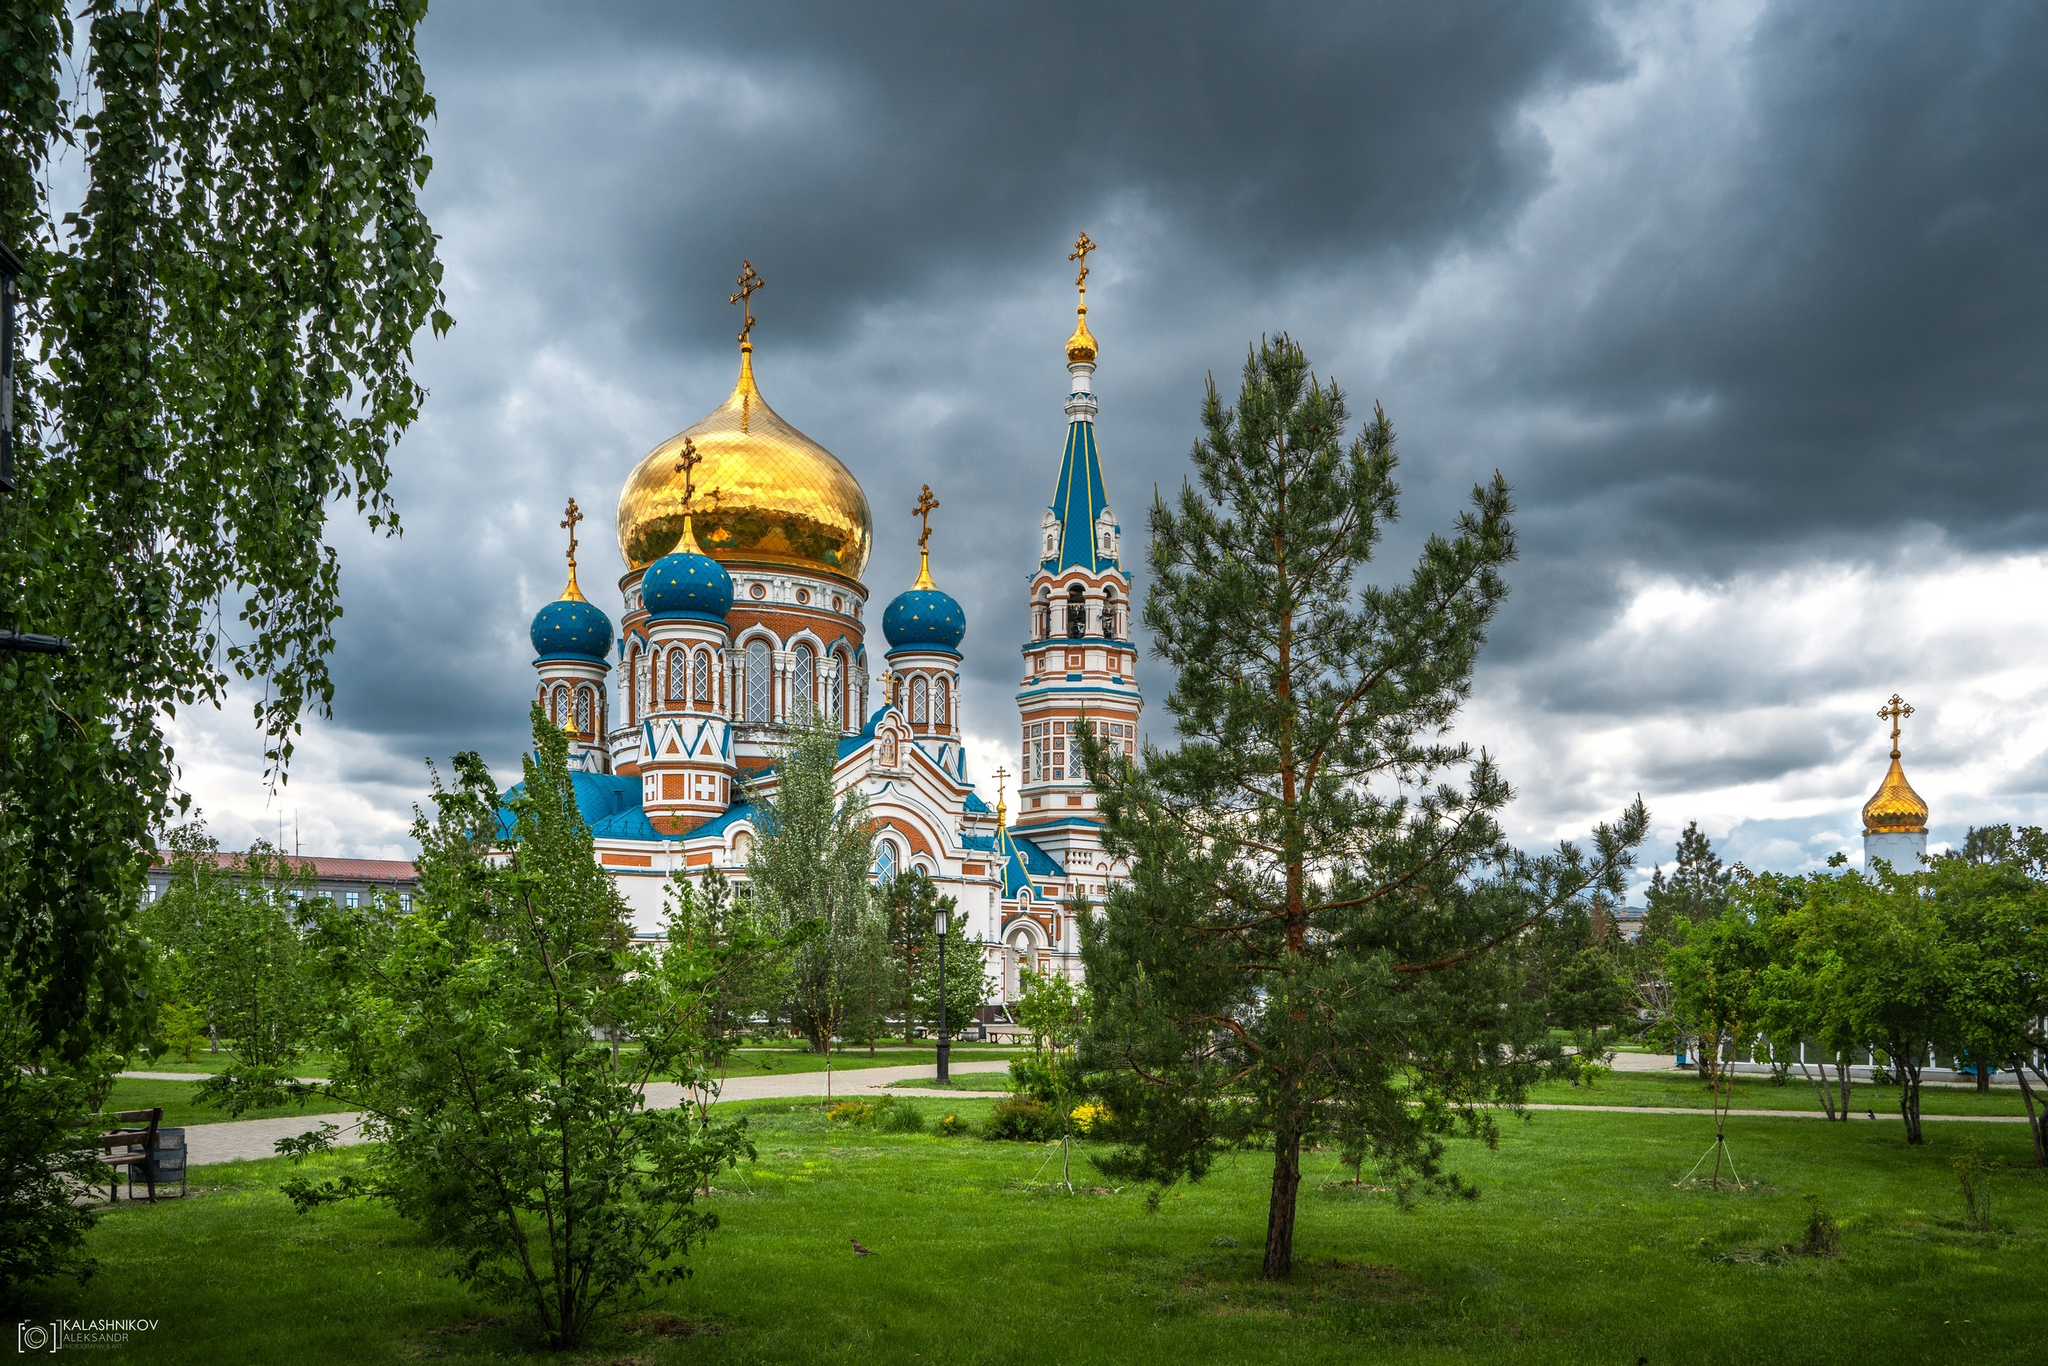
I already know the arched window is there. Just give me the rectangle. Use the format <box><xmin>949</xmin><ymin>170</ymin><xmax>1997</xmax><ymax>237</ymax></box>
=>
<box><xmin>553</xmin><ymin>685</ymin><xmax>570</xmax><ymax>726</ymax></box>
<box><xmin>1066</xmin><ymin>584</ymin><xmax>1086</xmax><ymax>638</ymax></box>
<box><xmin>911</xmin><ymin>675</ymin><xmax>928</xmax><ymax>725</ymax></box>
<box><xmin>667</xmin><ymin>648</ymin><xmax>687</xmax><ymax>702</ymax></box>
<box><xmin>933</xmin><ymin>677</ymin><xmax>949</xmax><ymax>732</ymax></box>
<box><xmin>1103</xmin><ymin>588</ymin><xmax>1119</xmax><ymax>640</ymax></box>
<box><xmin>692</xmin><ymin>649</ymin><xmax>710</xmax><ymax>703</ymax></box>
<box><xmin>793</xmin><ymin>645</ymin><xmax>816</xmax><ymax>720</ymax></box>
<box><xmin>874</xmin><ymin>838</ymin><xmax>898</xmax><ymax>883</ymax></box>
<box><xmin>745</xmin><ymin>639</ymin><xmax>773</xmax><ymax>722</ymax></box>
<box><xmin>574</xmin><ymin>688</ymin><xmax>593</xmax><ymax>734</ymax></box>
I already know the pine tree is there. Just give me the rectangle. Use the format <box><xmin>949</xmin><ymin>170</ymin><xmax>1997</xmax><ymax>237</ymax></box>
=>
<box><xmin>1081</xmin><ymin>336</ymin><xmax>1646</xmax><ymax>1280</ymax></box>
<box><xmin>1642</xmin><ymin>821</ymin><xmax>1733</xmax><ymax>943</ymax></box>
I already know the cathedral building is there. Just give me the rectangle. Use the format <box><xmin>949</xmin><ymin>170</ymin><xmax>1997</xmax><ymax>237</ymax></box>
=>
<box><xmin>518</xmin><ymin>248</ymin><xmax>1134</xmax><ymax>1002</ymax></box>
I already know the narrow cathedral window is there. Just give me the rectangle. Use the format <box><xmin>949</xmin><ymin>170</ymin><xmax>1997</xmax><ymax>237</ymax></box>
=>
<box><xmin>934</xmin><ymin>677</ymin><xmax>949</xmax><ymax>732</ymax></box>
<box><xmin>667</xmin><ymin>649</ymin><xmax>687</xmax><ymax>702</ymax></box>
<box><xmin>746</xmin><ymin>640</ymin><xmax>772</xmax><ymax>722</ymax></box>
<box><xmin>874</xmin><ymin>839</ymin><xmax>898</xmax><ymax>882</ymax></box>
<box><xmin>911</xmin><ymin>676</ymin><xmax>928</xmax><ymax>724</ymax></box>
<box><xmin>554</xmin><ymin>686</ymin><xmax>570</xmax><ymax>725</ymax></box>
<box><xmin>793</xmin><ymin>645</ymin><xmax>816</xmax><ymax>720</ymax></box>
<box><xmin>693</xmin><ymin>650</ymin><xmax>710</xmax><ymax>702</ymax></box>
<box><xmin>575</xmin><ymin>690</ymin><xmax>593</xmax><ymax>733</ymax></box>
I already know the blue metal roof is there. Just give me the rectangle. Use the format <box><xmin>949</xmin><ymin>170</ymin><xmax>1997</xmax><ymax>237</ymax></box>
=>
<box><xmin>497</xmin><ymin>770</ymin><xmax>642</xmax><ymax>840</ymax></box>
<box><xmin>963</xmin><ymin>791</ymin><xmax>991</xmax><ymax>814</ymax></box>
<box><xmin>1046</xmin><ymin>418</ymin><xmax>1116</xmax><ymax>573</ymax></box>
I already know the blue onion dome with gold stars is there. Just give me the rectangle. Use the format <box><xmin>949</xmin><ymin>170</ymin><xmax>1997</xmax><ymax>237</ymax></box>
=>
<box><xmin>882</xmin><ymin>549</ymin><xmax>966</xmax><ymax>654</ymax></box>
<box><xmin>642</xmin><ymin>518</ymin><xmax>734</xmax><ymax>622</ymax></box>
<box><xmin>531</xmin><ymin>573</ymin><xmax>613</xmax><ymax>660</ymax></box>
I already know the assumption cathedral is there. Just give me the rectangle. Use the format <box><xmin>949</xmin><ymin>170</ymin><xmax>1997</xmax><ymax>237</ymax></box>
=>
<box><xmin>519</xmin><ymin>242</ymin><xmax>1140</xmax><ymax>1003</ymax></box>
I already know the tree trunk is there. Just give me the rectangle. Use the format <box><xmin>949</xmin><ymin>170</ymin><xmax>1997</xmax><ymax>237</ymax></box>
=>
<box><xmin>1263</xmin><ymin>1111</ymin><xmax>1302</xmax><ymax>1280</ymax></box>
<box><xmin>1838</xmin><ymin>1056</ymin><xmax>1852</xmax><ymax>1121</ymax></box>
<box><xmin>1976</xmin><ymin>1065</ymin><xmax>1990</xmax><ymax>1094</ymax></box>
<box><xmin>1795</xmin><ymin>1057</ymin><xmax>1837</xmax><ymax>1120</ymax></box>
<box><xmin>1899</xmin><ymin>1054</ymin><xmax>1924</xmax><ymax>1145</ymax></box>
<box><xmin>2014</xmin><ymin>1056</ymin><xmax>2047</xmax><ymax>1167</ymax></box>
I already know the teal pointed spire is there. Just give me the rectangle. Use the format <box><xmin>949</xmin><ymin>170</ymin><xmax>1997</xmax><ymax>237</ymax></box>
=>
<box><xmin>1046</xmin><ymin>419</ymin><xmax>1112</xmax><ymax>572</ymax></box>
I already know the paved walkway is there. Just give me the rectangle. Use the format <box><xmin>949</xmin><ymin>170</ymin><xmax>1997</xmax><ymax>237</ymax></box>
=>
<box><xmin>170</xmin><ymin>1059</ymin><xmax>2035</xmax><ymax>1167</ymax></box>
<box><xmin>180</xmin><ymin>1064</ymin><xmax>1012</xmax><ymax>1166</ymax></box>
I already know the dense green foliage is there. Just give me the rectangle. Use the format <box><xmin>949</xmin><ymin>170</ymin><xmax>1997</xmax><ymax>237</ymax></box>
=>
<box><xmin>747</xmin><ymin>714</ymin><xmax>887</xmax><ymax>1057</ymax></box>
<box><xmin>0</xmin><ymin>0</ymin><xmax>447</xmax><ymax>1063</ymax></box>
<box><xmin>0</xmin><ymin>1020</ymin><xmax>107</xmax><ymax>1301</ymax></box>
<box><xmin>1646</xmin><ymin>830</ymin><xmax>2048</xmax><ymax>1157</ymax></box>
<box><xmin>1082</xmin><ymin>335</ymin><xmax>1647</xmax><ymax>1278</ymax></box>
<box><xmin>137</xmin><ymin>826</ymin><xmax>328</xmax><ymax>1113</ymax></box>
<box><xmin>274</xmin><ymin>712</ymin><xmax>752</xmax><ymax>1348</ymax></box>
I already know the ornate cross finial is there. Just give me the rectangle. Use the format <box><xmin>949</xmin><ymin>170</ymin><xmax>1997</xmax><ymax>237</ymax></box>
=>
<box><xmin>674</xmin><ymin>436</ymin><xmax>701</xmax><ymax>509</ymax></box>
<box><xmin>913</xmin><ymin>484</ymin><xmax>940</xmax><ymax>551</ymax></box>
<box><xmin>1879</xmin><ymin>693</ymin><xmax>1914</xmax><ymax>757</ymax></box>
<box><xmin>730</xmin><ymin>260</ymin><xmax>765</xmax><ymax>346</ymax></box>
<box><xmin>1068</xmin><ymin>231</ymin><xmax>1097</xmax><ymax>293</ymax></box>
<box><xmin>994</xmin><ymin>765</ymin><xmax>1009</xmax><ymax>809</ymax></box>
<box><xmin>560</xmin><ymin>497</ymin><xmax>583</xmax><ymax>570</ymax></box>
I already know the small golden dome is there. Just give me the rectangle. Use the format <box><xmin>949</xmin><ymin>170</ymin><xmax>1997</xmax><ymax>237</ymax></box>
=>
<box><xmin>1066</xmin><ymin>304</ymin><xmax>1097</xmax><ymax>365</ymax></box>
<box><xmin>1861</xmin><ymin>754</ymin><xmax>1929</xmax><ymax>834</ymax></box>
<box><xmin>616</xmin><ymin>347</ymin><xmax>872</xmax><ymax>580</ymax></box>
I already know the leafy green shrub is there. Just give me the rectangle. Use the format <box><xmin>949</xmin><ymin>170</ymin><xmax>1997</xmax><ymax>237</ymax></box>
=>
<box><xmin>936</xmin><ymin>1113</ymin><xmax>971</xmax><ymax>1138</ymax></box>
<box><xmin>880</xmin><ymin>1102</ymin><xmax>925</xmax><ymax>1134</ymax></box>
<box><xmin>983</xmin><ymin>1096</ymin><xmax>1061</xmax><ymax>1142</ymax></box>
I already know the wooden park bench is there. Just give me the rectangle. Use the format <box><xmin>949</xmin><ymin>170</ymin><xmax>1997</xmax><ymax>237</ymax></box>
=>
<box><xmin>97</xmin><ymin>1108</ymin><xmax>162</xmax><ymax>1203</ymax></box>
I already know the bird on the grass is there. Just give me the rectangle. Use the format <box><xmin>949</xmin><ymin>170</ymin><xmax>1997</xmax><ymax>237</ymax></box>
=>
<box><xmin>851</xmin><ymin>1238</ymin><xmax>874</xmax><ymax>1256</ymax></box>
<box><xmin>1867</xmin><ymin>1110</ymin><xmax>1877</xmax><ymax>1120</ymax></box>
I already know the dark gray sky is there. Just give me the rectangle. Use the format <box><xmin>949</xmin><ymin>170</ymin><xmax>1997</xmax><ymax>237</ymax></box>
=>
<box><xmin>174</xmin><ymin>0</ymin><xmax>2048</xmax><ymax>881</ymax></box>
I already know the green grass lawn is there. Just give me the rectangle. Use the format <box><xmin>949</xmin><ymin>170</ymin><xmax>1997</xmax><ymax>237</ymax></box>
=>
<box><xmin>1537</xmin><ymin>1070</ymin><xmax>2037</xmax><ymax>1117</ymax></box>
<box><xmin>99</xmin><ymin>1077</ymin><xmax>356</xmax><ymax>1128</ymax></box>
<box><xmin>18</xmin><ymin>1095</ymin><xmax>2046</xmax><ymax>1364</ymax></box>
<box><xmin>880</xmin><ymin>1073</ymin><xmax>1011</xmax><ymax>1091</ymax></box>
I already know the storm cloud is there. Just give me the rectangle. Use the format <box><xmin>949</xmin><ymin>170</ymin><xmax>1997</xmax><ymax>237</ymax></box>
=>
<box><xmin>174</xmin><ymin>0</ymin><xmax>2048</xmax><ymax>883</ymax></box>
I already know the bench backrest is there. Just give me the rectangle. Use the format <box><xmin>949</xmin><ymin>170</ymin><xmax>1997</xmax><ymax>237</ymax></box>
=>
<box><xmin>98</xmin><ymin>1107</ymin><xmax>161</xmax><ymax>1152</ymax></box>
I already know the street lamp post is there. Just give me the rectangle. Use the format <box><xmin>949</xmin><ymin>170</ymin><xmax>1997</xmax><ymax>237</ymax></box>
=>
<box><xmin>934</xmin><ymin>903</ymin><xmax>951</xmax><ymax>1084</ymax></box>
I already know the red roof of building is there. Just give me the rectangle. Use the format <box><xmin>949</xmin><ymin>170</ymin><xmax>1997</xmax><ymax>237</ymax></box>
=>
<box><xmin>152</xmin><ymin>851</ymin><xmax>419</xmax><ymax>882</ymax></box>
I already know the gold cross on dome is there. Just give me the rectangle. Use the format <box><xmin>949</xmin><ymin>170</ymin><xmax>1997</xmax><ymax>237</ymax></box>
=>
<box><xmin>674</xmin><ymin>436</ymin><xmax>701</xmax><ymax>509</ymax></box>
<box><xmin>913</xmin><ymin>484</ymin><xmax>940</xmax><ymax>551</ymax></box>
<box><xmin>1879</xmin><ymin>693</ymin><xmax>1914</xmax><ymax>755</ymax></box>
<box><xmin>1068</xmin><ymin>232</ymin><xmax>1096</xmax><ymax>292</ymax></box>
<box><xmin>560</xmin><ymin>497</ymin><xmax>583</xmax><ymax>570</ymax></box>
<box><xmin>730</xmin><ymin>260</ymin><xmax>764</xmax><ymax>345</ymax></box>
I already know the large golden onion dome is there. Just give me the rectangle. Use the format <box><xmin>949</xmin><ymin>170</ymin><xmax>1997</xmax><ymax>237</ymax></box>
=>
<box><xmin>1861</xmin><ymin>754</ymin><xmax>1929</xmax><ymax>834</ymax></box>
<box><xmin>616</xmin><ymin>346</ymin><xmax>872</xmax><ymax>580</ymax></box>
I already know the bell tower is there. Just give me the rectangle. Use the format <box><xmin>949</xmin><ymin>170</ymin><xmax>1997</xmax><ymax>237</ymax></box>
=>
<box><xmin>1014</xmin><ymin>234</ymin><xmax>1142</xmax><ymax>878</ymax></box>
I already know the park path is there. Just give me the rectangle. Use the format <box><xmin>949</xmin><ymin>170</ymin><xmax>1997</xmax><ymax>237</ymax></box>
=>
<box><xmin>177</xmin><ymin>1064</ymin><xmax>1013</xmax><ymax>1166</ymax></box>
<box><xmin>162</xmin><ymin>1058</ymin><xmax>2033</xmax><ymax>1167</ymax></box>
